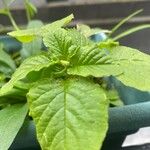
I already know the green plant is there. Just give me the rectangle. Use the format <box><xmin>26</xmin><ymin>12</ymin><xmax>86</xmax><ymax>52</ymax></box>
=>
<box><xmin>0</xmin><ymin>3</ymin><xmax>150</xmax><ymax>150</ymax></box>
<box><xmin>0</xmin><ymin>0</ymin><xmax>37</xmax><ymax>32</ymax></box>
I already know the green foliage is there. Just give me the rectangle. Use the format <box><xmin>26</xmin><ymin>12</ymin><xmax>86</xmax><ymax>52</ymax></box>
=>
<box><xmin>0</xmin><ymin>44</ymin><xmax>16</xmax><ymax>75</ymax></box>
<box><xmin>0</xmin><ymin>11</ymin><xmax>150</xmax><ymax>150</ymax></box>
<box><xmin>0</xmin><ymin>103</ymin><xmax>28</xmax><ymax>150</ymax></box>
<box><xmin>105</xmin><ymin>88</ymin><xmax>123</xmax><ymax>106</ymax></box>
<box><xmin>44</xmin><ymin>14</ymin><xmax>74</xmax><ymax>30</ymax></box>
<box><xmin>67</xmin><ymin>29</ymin><xmax>91</xmax><ymax>48</ymax></box>
<box><xmin>24</xmin><ymin>0</ymin><xmax>37</xmax><ymax>21</ymax></box>
<box><xmin>1</xmin><ymin>0</ymin><xmax>19</xmax><ymax>30</ymax></box>
<box><xmin>0</xmin><ymin>54</ymin><xmax>57</xmax><ymax>96</ymax></box>
<box><xmin>68</xmin><ymin>45</ymin><xmax>122</xmax><ymax>77</ymax></box>
<box><xmin>113</xmin><ymin>24</ymin><xmax>150</xmax><ymax>40</ymax></box>
<box><xmin>20</xmin><ymin>20</ymin><xmax>43</xmax><ymax>59</ymax></box>
<box><xmin>109</xmin><ymin>9</ymin><xmax>143</xmax><ymax>37</ymax></box>
<box><xmin>43</xmin><ymin>28</ymin><xmax>79</xmax><ymax>61</ymax></box>
<box><xmin>77</xmin><ymin>24</ymin><xmax>110</xmax><ymax>37</ymax></box>
<box><xmin>0</xmin><ymin>9</ymin><xmax>8</xmax><ymax>15</ymax></box>
<box><xmin>109</xmin><ymin>46</ymin><xmax>150</xmax><ymax>91</ymax></box>
<box><xmin>27</xmin><ymin>78</ymin><xmax>108</xmax><ymax>150</ymax></box>
<box><xmin>98</xmin><ymin>39</ymin><xmax>119</xmax><ymax>49</ymax></box>
<box><xmin>106</xmin><ymin>9</ymin><xmax>150</xmax><ymax>40</ymax></box>
<box><xmin>8</xmin><ymin>14</ymin><xmax>74</xmax><ymax>42</ymax></box>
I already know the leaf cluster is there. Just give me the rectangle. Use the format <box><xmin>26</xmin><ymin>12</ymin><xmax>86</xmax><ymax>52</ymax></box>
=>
<box><xmin>0</xmin><ymin>9</ymin><xmax>150</xmax><ymax>150</ymax></box>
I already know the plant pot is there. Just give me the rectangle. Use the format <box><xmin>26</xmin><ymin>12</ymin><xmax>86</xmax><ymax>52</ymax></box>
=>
<box><xmin>1</xmin><ymin>36</ymin><xmax>150</xmax><ymax>150</ymax></box>
<box><xmin>0</xmin><ymin>35</ymin><xmax>21</xmax><ymax>53</ymax></box>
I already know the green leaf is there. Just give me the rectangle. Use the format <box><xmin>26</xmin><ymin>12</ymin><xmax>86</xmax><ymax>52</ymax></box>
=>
<box><xmin>113</xmin><ymin>24</ymin><xmax>150</xmax><ymax>40</ymax></box>
<box><xmin>27</xmin><ymin>77</ymin><xmax>108</xmax><ymax>150</ymax></box>
<box><xmin>105</xmin><ymin>89</ymin><xmax>123</xmax><ymax>106</ymax></box>
<box><xmin>0</xmin><ymin>62</ymin><xmax>12</xmax><ymax>76</ymax></box>
<box><xmin>0</xmin><ymin>54</ymin><xmax>57</xmax><ymax>96</ymax></box>
<box><xmin>98</xmin><ymin>39</ymin><xmax>119</xmax><ymax>49</ymax></box>
<box><xmin>0</xmin><ymin>81</ymin><xmax>31</xmax><ymax>106</ymax></box>
<box><xmin>25</xmin><ymin>0</ymin><xmax>37</xmax><ymax>20</ymax></box>
<box><xmin>109</xmin><ymin>9</ymin><xmax>143</xmax><ymax>37</ymax></box>
<box><xmin>67</xmin><ymin>29</ymin><xmax>90</xmax><ymax>47</ymax></box>
<box><xmin>0</xmin><ymin>44</ymin><xmax>16</xmax><ymax>75</ymax></box>
<box><xmin>77</xmin><ymin>24</ymin><xmax>110</xmax><ymax>37</ymax></box>
<box><xmin>43</xmin><ymin>14</ymin><xmax>74</xmax><ymax>31</ymax></box>
<box><xmin>8</xmin><ymin>14</ymin><xmax>74</xmax><ymax>43</ymax></box>
<box><xmin>20</xmin><ymin>20</ymin><xmax>43</xmax><ymax>59</ymax></box>
<box><xmin>0</xmin><ymin>73</ymin><xmax>5</xmax><ymax>82</ymax></box>
<box><xmin>68</xmin><ymin>46</ymin><xmax>122</xmax><ymax>77</ymax></box>
<box><xmin>0</xmin><ymin>9</ymin><xmax>8</xmax><ymax>15</ymax></box>
<box><xmin>43</xmin><ymin>28</ymin><xmax>78</xmax><ymax>60</ymax></box>
<box><xmin>27</xmin><ymin>20</ymin><xmax>43</xmax><ymax>30</ymax></box>
<box><xmin>0</xmin><ymin>103</ymin><xmax>28</xmax><ymax>150</ymax></box>
<box><xmin>110</xmin><ymin>46</ymin><xmax>150</xmax><ymax>91</ymax></box>
<box><xmin>0</xmin><ymin>90</ymin><xmax>26</xmax><ymax>106</ymax></box>
<box><xmin>8</xmin><ymin>28</ymin><xmax>39</xmax><ymax>42</ymax></box>
<box><xmin>0</xmin><ymin>73</ymin><xmax>5</xmax><ymax>89</ymax></box>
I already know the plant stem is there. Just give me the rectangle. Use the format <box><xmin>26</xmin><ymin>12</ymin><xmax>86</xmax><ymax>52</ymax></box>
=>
<box><xmin>24</xmin><ymin>0</ymin><xmax>31</xmax><ymax>22</ymax></box>
<box><xmin>2</xmin><ymin>0</ymin><xmax>19</xmax><ymax>30</ymax></box>
<box><xmin>7</xmin><ymin>11</ymin><xmax>19</xmax><ymax>30</ymax></box>
<box><xmin>108</xmin><ymin>9</ymin><xmax>143</xmax><ymax>38</ymax></box>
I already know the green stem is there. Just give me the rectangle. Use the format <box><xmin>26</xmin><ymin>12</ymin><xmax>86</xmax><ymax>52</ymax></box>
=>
<box><xmin>108</xmin><ymin>9</ymin><xmax>143</xmax><ymax>38</ymax></box>
<box><xmin>24</xmin><ymin>0</ymin><xmax>31</xmax><ymax>22</ymax></box>
<box><xmin>2</xmin><ymin>0</ymin><xmax>19</xmax><ymax>30</ymax></box>
<box><xmin>7</xmin><ymin>11</ymin><xmax>19</xmax><ymax>30</ymax></box>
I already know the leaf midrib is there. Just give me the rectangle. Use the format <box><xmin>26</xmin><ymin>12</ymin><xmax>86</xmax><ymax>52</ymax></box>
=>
<box><xmin>63</xmin><ymin>80</ymin><xmax>67</xmax><ymax>150</ymax></box>
<box><xmin>69</xmin><ymin>63</ymin><xmax>119</xmax><ymax>68</ymax></box>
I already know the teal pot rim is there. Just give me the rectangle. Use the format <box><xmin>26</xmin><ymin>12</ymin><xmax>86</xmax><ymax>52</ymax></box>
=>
<box><xmin>0</xmin><ymin>35</ymin><xmax>22</xmax><ymax>52</ymax></box>
<box><xmin>0</xmin><ymin>35</ymin><xmax>46</xmax><ymax>52</ymax></box>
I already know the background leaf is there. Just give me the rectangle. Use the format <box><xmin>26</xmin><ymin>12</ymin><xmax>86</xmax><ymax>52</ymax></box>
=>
<box><xmin>27</xmin><ymin>77</ymin><xmax>108</xmax><ymax>150</ymax></box>
<box><xmin>110</xmin><ymin>46</ymin><xmax>150</xmax><ymax>91</ymax></box>
<box><xmin>0</xmin><ymin>44</ymin><xmax>16</xmax><ymax>75</ymax></box>
<box><xmin>0</xmin><ymin>54</ymin><xmax>56</xmax><ymax>96</ymax></box>
<box><xmin>20</xmin><ymin>20</ymin><xmax>43</xmax><ymax>60</ymax></box>
<box><xmin>0</xmin><ymin>103</ymin><xmax>28</xmax><ymax>150</ymax></box>
<box><xmin>25</xmin><ymin>0</ymin><xmax>37</xmax><ymax>21</ymax></box>
<box><xmin>8</xmin><ymin>14</ymin><xmax>74</xmax><ymax>43</ymax></box>
<box><xmin>105</xmin><ymin>89</ymin><xmax>123</xmax><ymax>106</ymax></box>
<box><xmin>77</xmin><ymin>24</ymin><xmax>110</xmax><ymax>37</ymax></box>
<box><xmin>0</xmin><ymin>9</ymin><xmax>8</xmax><ymax>15</ymax></box>
<box><xmin>43</xmin><ymin>14</ymin><xmax>74</xmax><ymax>31</ymax></box>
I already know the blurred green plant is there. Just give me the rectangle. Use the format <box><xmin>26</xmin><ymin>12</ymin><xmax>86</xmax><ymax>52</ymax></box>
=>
<box><xmin>24</xmin><ymin>0</ymin><xmax>37</xmax><ymax>21</ymax></box>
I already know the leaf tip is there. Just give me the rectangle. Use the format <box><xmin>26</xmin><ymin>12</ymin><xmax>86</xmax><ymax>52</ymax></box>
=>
<box><xmin>70</xmin><ymin>13</ymin><xmax>74</xmax><ymax>19</ymax></box>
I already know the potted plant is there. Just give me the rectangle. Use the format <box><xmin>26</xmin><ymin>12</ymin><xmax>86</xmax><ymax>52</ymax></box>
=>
<box><xmin>0</xmin><ymin>1</ymin><xmax>150</xmax><ymax>150</ymax></box>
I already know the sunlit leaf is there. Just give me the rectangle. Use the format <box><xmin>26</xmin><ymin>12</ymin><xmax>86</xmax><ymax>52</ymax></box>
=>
<box><xmin>27</xmin><ymin>77</ymin><xmax>108</xmax><ymax>150</ymax></box>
